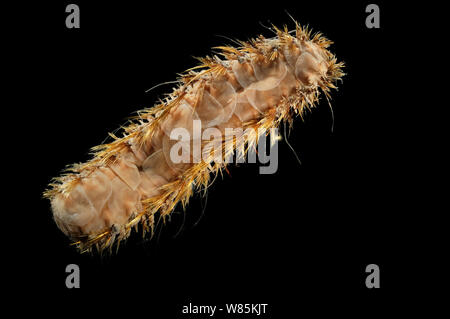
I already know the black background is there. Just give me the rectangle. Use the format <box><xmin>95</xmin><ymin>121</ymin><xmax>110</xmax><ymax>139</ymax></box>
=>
<box><xmin>6</xmin><ymin>0</ymin><xmax>438</xmax><ymax>316</ymax></box>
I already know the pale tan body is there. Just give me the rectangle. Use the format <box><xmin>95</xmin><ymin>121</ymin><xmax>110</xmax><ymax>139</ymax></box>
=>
<box><xmin>47</xmin><ymin>27</ymin><xmax>343</xmax><ymax>251</ymax></box>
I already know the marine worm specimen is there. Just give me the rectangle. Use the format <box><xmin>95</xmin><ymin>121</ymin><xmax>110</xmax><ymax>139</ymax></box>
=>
<box><xmin>44</xmin><ymin>21</ymin><xmax>344</xmax><ymax>253</ymax></box>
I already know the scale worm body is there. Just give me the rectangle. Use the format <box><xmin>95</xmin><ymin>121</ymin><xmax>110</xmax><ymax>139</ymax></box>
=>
<box><xmin>44</xmin><ymin>22</ymin><xmax>344</xmax><ymax>252</ymax></box>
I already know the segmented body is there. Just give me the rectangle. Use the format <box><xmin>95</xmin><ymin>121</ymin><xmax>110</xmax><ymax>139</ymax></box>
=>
<box><xmin>44</xmin><ymin>22</ymin><xmax>344</xmax><ymax>253</ymax></box>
